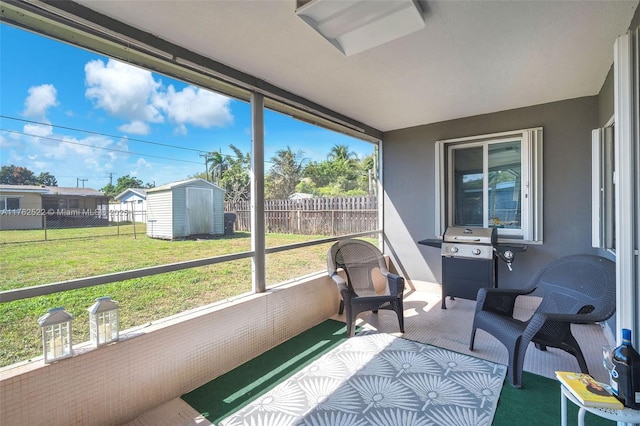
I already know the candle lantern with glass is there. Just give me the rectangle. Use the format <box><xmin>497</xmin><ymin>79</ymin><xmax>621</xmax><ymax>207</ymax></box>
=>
<box><xmin>88</xmin><ymin>296</ymin><xmax>119</xmax><ymax>347</ymax></box>
<box><xmin>37</xmin><ymin>307</ymin><xmax>73</xmax><ymax>363</ymax></box>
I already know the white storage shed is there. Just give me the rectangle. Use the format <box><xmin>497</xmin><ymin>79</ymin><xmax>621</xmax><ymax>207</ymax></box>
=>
<box><xmin>146</xmin><ymin>178</ymin><xmax>225</xmax><ymax>239</ymax></box>
<box><xmin>113</xmin><ymin>188</ymin><xmax>148</xmax><ymax>223</ymax></box>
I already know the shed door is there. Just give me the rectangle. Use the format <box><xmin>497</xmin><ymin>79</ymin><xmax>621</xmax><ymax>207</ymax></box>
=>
<box><xmin>186</xmin><ymin>188</ymin><xmax>213</xmax><ymax>235</ymax></box>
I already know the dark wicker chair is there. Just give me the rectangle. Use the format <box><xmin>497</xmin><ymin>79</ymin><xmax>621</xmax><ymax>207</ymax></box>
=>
<box><xmin>469</xmin><ymin>254</ymin><xmax>616</xmax><ymax>388</ymax></box>
<box><xmin>327</xmin><ymin>239</ymin><xmax>405</xmax><ymax>337</ymax></box>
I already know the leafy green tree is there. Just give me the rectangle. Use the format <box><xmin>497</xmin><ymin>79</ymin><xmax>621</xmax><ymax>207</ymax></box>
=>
<box><xmin>302</xmin><ymin>144</ymin><xmax>365</xmax><ymax>195</ymax></box>
<box><xmin>265</xmin><ymin>146</ymin><xmax>306</xmax><ymax>199</ymax></box>
<box><xmin>295</xmin><ymin>177</ymin><xmax>318</xmax><ymax>196</ymax></box>
<box><xmin>207</xmin><ymin>151</ymin><xmax>228</xmax><ymax>185</ymax></box>
<box><xmin>36</xmin><ymin>172</ymin><xmax>58</xmax><ymax>186</ymax></box>
<box><xmin>198</xmin><ymin>143</ymin><xmax>378</xmax><ymax>201</ymax></box>
<box><xmin>191</xmin><ymin>145</ymin><xmax>250</xmax><ymax>202</ymax></box>
<box><xmin>100</xmin><ymin>183</ymin><xmax>116</xmax><ymax>199</ymax></box>
<box><xmin>219</xmin><ymin>144</ymin><xmax>250</xmax><ymax>203</ymax></box>
<box><xmin>101</xmin><ymin>175</ymin><xmax>145</xmax><ymax>199</ymax></box>
<box><xmin>328</xmin><ymin>144</ymin><xmax>357</xmax><ymax>162</ymax></box>
<box><xmin>360</xmin><ymin>149</ymin><xmax>378</xmax><ymax>195</ymax></box>
<box><xmin>191</xmin><ymin>171</ymin><xmax>209</xmax><ymax>181</ymax></box>
<box><xmin>302</xmin><ymin>161</ymin><xmax>332</xmax><ymax>188</ymax></box>
<box><xmin>0</xmin><ymin>165</ymin><xmax>38</xmax><ymax>185</ymax></box>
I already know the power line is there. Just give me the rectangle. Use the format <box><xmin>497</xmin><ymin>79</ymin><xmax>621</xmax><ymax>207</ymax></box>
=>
<box><xmin>0</xmin><ymin>115</ymin><xmax>247</xmax><ymax>161</ymax></box>
<box><xmin>1</xmin><ymin>129</ymin><xmax>203</xmax><ymax>165</ymax></box>
<box><xmin>1</xmin><ymin>115</ymin><xmax>203</xmax><ymax>153</ymax></box>
<box><xmin>0</xmin><ymin>116</ymin><xmax>331</xmax><ymax>167</ymax></box>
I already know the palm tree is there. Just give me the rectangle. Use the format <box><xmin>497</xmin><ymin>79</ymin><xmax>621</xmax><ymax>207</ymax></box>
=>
<box><xmin>328</xmin><ymin>144</ymin><xmax>357</xmax><ymax>162</ymax></box>
<box><xmin>220</xmin><ymin>144</ymin><xmax>251</xmax><ymax>202</ymax></box>
<box><xmin>266</xmin><ymin>146</ymin><xmax>307</xmax><ymax>199</ymax></box>
<box><xmin>207</xmin><ymin>151</ymin><xmax>228</xmax><ymax>185</ymax></box>
<box><xmin>229</xmin><ymin>144</ymin><xmax>250</xmax><ymax>166</ymax></box>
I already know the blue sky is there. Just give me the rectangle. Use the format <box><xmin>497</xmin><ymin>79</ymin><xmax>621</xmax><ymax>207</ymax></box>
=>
<box><xmin>0</xmin><ymin>24</ymin><xmax>374</xmax><ymax>189</ymax></box>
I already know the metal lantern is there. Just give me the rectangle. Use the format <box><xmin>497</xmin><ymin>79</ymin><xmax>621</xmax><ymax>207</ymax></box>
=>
<box><xmin>37</xmin><ymin>307</ymin><xmax>73</xmax><ymax>363</ymax></box>
<box><xmin>88</xmin><ymin>297</ymin><xmax>119</xmax><ymax>347</ymax></box>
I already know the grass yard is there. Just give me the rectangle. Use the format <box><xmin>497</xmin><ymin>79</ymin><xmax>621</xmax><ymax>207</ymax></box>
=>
<box><xmin>0</xmin><ymin>222</ymin><xmax>144</xmax><ymax>244</ymax></box>
<box><xmin>1</xmin><ymin>226</ymin><xmax>367</xmax><ymax>367</ymax></box>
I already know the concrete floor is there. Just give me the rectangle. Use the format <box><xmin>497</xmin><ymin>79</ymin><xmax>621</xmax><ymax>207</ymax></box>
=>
<box><xmin>124</xmin><ymin>282</ymin><xmax>612</xmax><ymax>425</ymax></box>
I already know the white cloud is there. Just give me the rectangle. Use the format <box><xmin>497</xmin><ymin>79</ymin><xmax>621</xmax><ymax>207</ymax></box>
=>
<box><xmin>23</xmin><ymin>84</ymin><xmax>59</xmax><ymax>119</ymax></box>
<box><xmin>159</xmin><ymin>85</ymin><xmax>233</xmax><ymax>128</ymax></box>
<box><xmin>23</xmin><ymin>123</ymin><xmax>53</xmax><ymax>137</ymax></box>
<box><xmin>33</xmin><ymin>161</ymin><xmax>50</xmax><ymax>170</ymax></box>
<box><xmin>131</xmin><ymin>157</ymin><xmax>152</xmax><ymax>177</ymax></box>
<box><xmin>3</xmin><ymin>59</ymin><xmax>238</xmax><ymax>188</ymax></box>
<box><xmin>5</xmin><ymin>151</ymin><xmax>24</xmax><ymax>163</ymax></box>
<box><xmin>107</xmin><ymin>138</ymin><xmax>131</xmax><ymax>161</ymax></box>
<box><xmin>118</xmin><ymin>120</ymin><xmax>151</xmax><ymax>135</ymax></box>
<box><xmin>2</xmin><ymin>127</ymin><xmax>153</xmax><ymax>188</ymax></box>
<box><xmin>54</xmin><ymin>136</ymin><xmax>92</xmax><ymax>158</ymax></box>
<box><xmin>136</xmin><ymin>157</ymin><xmax>151</xmax><ymax>168</ymax></box>
<box><xmin>85</xmin><ymin>59</ymin><xmax>164</xmax><ymax>124</ymax></box>
<box><xmin>83</xmin><ymin>157</ymin><xmax>103</xmax><ymax>174</ymax></box>
<box><xmin>0</xmin><ymin>133</ymin><xmax>18</xmax><ymax>148</ymax></box>
<box><xmin>83</xmin><ymin>58</ymin><xmax>234</xmax><ymax>135</ymax></box>
<box><xmin>173</xmin><ymin>124</ymin><xmax>188</xmax><ymax>136</ymax></box>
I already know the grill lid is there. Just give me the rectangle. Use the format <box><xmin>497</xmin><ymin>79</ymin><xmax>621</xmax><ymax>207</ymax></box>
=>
<box><xmin>443</xmin><ymin>226</ymin><xmax>497</xmax><ymax>245</ymax></box>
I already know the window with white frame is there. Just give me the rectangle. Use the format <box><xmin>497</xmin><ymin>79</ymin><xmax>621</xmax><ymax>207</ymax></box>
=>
<box><xmin>592</xmin><ymin>121</ymin><xmax>615</xmax><ymax>251</ymax></box>
<box><xmin>435</xmin><ymin>128</ymin><xmax>543</xmax><ymax>242</ymax></box>
<box><xmin>0</xmin><ymin>196</ymin><xmax>20</xmax><ymax>210</ymax></box>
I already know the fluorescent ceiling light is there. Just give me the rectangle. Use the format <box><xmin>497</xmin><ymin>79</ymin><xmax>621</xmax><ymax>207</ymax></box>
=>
<box><xmin>296</xmin><ymin>0</ymin><xmax>425</xmax><ymax>56</ymax></box>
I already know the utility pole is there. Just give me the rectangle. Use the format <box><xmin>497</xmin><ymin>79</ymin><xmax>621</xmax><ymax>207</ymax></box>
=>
<box><xmin>106</xmin><ymin>172</ymin><xmax>117</xmax><ymax>185</ymax></box>
<box><xmin>77</xmin><ymin>178</ymin><xmax>88</xmax><ymax>188</ymax></box>
<box><xmin>199</xmin><ymin>152</ymin><xmax>213</xmax><ymax>181</ymax></box>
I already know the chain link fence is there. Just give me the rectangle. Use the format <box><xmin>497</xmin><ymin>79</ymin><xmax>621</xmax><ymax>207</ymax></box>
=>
<box><xmin>0</xmin><ymin>209</ymin><xmax>146</xmax><ymax>243</ymax></box>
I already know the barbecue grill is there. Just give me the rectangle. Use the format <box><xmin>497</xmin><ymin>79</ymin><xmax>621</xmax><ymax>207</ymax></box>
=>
<box><xmin>440</xmin><ymin>226</ymin><xmax>497</xmax><ymax>309</ymax></box>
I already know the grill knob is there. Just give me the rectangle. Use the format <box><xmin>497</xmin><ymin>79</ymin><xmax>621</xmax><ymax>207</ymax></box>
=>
<box><xmin>449</xmin><ymin>246</ymin><xmax>458</xmax><ymax>253</ymax></box>
<box><xmin>472</xmin><ymin>248</ymin><xmax>481</xmax><ymax>256</ymax></box>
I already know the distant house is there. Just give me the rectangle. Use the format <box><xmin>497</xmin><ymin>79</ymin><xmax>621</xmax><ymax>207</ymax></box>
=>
<box><xmin>289</xmin><ymin>192</ymin><xmax>313</xmax><ymax>200</ymax></box>
<box><xmin>114</xmin><ymin>188</ymin><xmax>147</xmax><ymax>223</ymax></box>
<box><xmin>0</xmin><ymin>185</ymin><xmax>49</xmax><ymax>230</ymax></box>
<box><xmin>146</xmin><ymin>178</ymin><xmax>225</xmax><ymax>239</ymax></box>
<box><xmin>0</xmin><ymin>185</ymin><xmax>109</xmax><ymax>230</ymax></box>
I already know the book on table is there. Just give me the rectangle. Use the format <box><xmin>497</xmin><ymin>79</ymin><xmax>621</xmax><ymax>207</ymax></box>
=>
<box><xmin>556</xmin><ymin>371</ymin><xmax>624</xmax><ymax>409</ymax></box>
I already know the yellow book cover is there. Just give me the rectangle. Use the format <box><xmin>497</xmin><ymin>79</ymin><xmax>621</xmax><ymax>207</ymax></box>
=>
<box><xmin>556</xmin><ymin>371</ymin><xmax>624</xmax><ymax>409</ymax></box>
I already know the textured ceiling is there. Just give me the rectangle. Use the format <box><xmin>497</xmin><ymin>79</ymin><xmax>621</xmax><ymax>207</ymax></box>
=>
<box><xmin>75</xmin><ymin>0</ymin><xmax>638</xmax><ymax>132</ymax></box>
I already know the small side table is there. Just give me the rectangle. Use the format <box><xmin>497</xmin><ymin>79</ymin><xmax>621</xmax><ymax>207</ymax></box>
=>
<box><xmin>560</xmin><ymin>383</ymin><xmax>640</xmax><ymax>426</ymax></box>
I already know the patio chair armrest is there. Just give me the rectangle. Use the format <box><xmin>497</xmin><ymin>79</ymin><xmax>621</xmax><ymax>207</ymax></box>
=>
<box><xmin>476</xmin><ymin>287</ymin><xmax>534</xmax><ymax>317</ymax></box>
<box><xmin>329</xmin><ymin>272</ymin><xmax>349</xmax><ymax>294</ymax></box>
<box><xmin>540</xmin><ymin>311</ymin><xmax>609</xmax><ymax>325</ymax></box>
<box><xmin>385</xmin><ymin>272</ymin><xmax>405</xmax><ymax>296</ymax></box>
<box><xmin>522</xmin><ymin>310</ymin><xmax>608</xmax><ymax>345</ymax></box>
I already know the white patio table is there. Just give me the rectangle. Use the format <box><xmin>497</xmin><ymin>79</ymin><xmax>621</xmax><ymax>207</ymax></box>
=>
<box><xmin>560</xmin><ymin>382</ymin><xmax>640</xmax><ymax>426</ymax></box>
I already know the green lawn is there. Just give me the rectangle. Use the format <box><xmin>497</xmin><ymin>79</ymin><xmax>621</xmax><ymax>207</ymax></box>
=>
<box><xmin>0</xmin><ymin>226</ymin><xmax>362</xmax><ymax>367</ymax></box>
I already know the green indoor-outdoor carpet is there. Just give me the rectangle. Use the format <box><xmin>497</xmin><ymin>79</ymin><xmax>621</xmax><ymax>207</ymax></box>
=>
<box><xmin>182</xmin><ymin>319</ymin><xmax>352</xmax><ymax>424</ymax></box>
<box><xmin>182</xmin><ymin>320</ymin><xmax>615</xmax><ymax>426</ymax></box>
<box><xmin>216</xmin><ymin>332</ymin><xmax>506</xmax><ymax>425</ymax></box>
<box><xmin>493</xmin><ymin>371</ymin><xmax>614</xmax><ymax>426</ymax></box>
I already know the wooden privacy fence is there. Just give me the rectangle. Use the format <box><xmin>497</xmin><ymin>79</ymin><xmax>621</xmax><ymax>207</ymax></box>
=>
<box><xmin>225</xmin><ymin>196</ymin><xmax>378</xmax><ymax>235</ymax></box>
